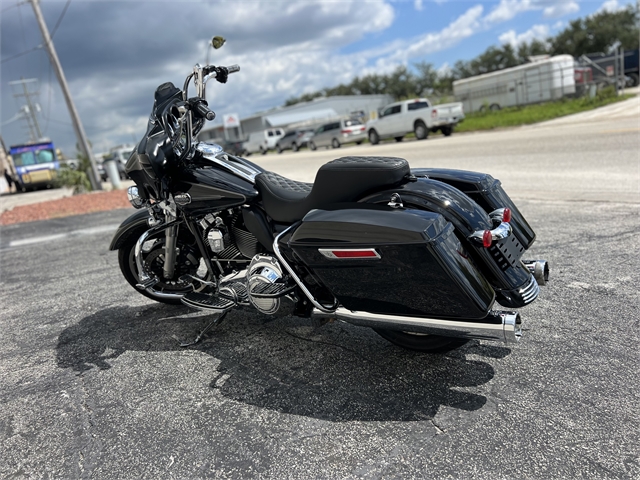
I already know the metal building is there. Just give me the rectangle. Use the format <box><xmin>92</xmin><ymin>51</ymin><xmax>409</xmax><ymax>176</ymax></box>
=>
<box><xmin>198</xmin><ymin>94</ymin><xmax>393</xmax><ymax>143</ymax></box>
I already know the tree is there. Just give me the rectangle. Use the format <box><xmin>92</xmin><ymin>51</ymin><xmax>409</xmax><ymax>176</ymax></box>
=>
<box><xmin>550</xmin><ymin>6</ymin><xmax>639</xmax><ymax>56</ymax></box>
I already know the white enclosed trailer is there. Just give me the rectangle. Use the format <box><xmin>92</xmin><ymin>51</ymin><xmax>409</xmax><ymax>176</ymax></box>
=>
<box><xmin>453</xmin><ymin>55</ymin><xmax>576</xmax><ymax>113</ymax></box>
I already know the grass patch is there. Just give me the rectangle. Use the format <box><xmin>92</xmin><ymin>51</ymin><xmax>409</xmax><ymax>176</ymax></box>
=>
<box><xmin>456</xmin><ymin>88</ymin><xmax>633</xmax><ymax>132</ymax></box>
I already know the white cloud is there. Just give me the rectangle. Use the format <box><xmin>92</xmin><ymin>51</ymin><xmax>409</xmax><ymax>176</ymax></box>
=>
<box><xmin>542</xmin><ymin>1</ymin><xmax>579</xmax><ymax>18</ymax></box>
<box><xmin>499</xmin><ymin>24</ymin><xmax>550</xmax><ymax>48</ymax></box>
<box><xmin>596</xmin><ymin>0</ymin><xmax>625</xmax><ymax>13</ymax></box>
<box><xmin>384</xmin><ymin>5</ymin><xmax>484</xmax><ymax>63</ymax></box>
<box><xmin>483</xmin><ymin>0</ymin><xmax>533</xmax><ymax>25</ymax></box>
<box><xmin>414</xmin><ymin>0</ymin><xmax>424</xmax><ymax>11</ymax></box>
<box><xmin>482</xmin><ymin>0</ymin><xmax>580</xmax><ymax>24</ymax></box>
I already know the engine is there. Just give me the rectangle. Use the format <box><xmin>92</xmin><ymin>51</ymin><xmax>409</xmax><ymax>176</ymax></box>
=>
<box><xmin>246</xmin><ymin>255</ymin><xmax>295</xmax><ymax>316</ymax></box>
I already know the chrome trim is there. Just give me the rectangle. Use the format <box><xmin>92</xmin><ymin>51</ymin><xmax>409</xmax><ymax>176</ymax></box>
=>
<box><xmin>519</xmin><ymin>275</ymin><xmax>540</xmax><ymax>304</ymax></box>
<box><xmin>318</xmin><ymin>248</ymin><xmax>381</xmax><ymax>260</ymax></box>
<box><xmin>133</xmin><ymin>220</ymin><xmax>180</xmax><ymax>289</ymax></box>
<box><xmin>196</xmin><ymin>142</ymin><xmax>261</xmax><ymax>184</ymax></box>
<box><xmin>196</xmin><ymin>142</ymin><xmax>223</xmax><ymax>156</ymax></box>
<box><xmin>127</xmin><ymin>186</ymin><xmax>145</xmax><ymax>209</ymax></box>
<box><xmin>388</xmin><ymin>193</ymin><xmax>403</xmax><ymax>209</ymax></box>
<box><xmin>272</xmin><ymin>225</ymin><xmax>338</xmax><ymax>313</ymax></box>
<box><xmin>313</xmin><ymin>308</ymin><xmax>522</xmax><ymax>344</ymax></box>
<box><xmin>522</xmin><ymin>259</ymin><xmax>549</xmax><ymax>286</ymax></box>
<box><xmin>469</xmin><ymin>222</ymin><xmax>512</xmax><ymax>244</ymax></box>
<box><xmin>489</xmin><ymin>207</ymin><xmax>507</xmax><ymax>223</ymax></box>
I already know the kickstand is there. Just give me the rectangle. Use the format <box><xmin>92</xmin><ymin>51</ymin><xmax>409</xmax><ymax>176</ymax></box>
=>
<box><xmin>180</xmin><ymin>311</ymin><xmax>228</xmax><ymax>347</ymax></box>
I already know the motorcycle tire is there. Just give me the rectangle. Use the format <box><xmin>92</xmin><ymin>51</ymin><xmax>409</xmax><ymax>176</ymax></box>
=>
<box><xmin>117</xmin><ymin>228</ymin><xmax>205</xmax><ymax>305</ymax></box>
<box><xmin>374</xmin><ymin>329</ymin><xmax>468</xmax><ymax>353</ymax></box>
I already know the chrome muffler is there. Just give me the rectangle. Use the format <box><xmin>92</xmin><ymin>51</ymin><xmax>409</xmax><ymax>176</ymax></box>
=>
<box><xmin>522</xmin><ymin>260</ymin><xmax>549</xmax><ymax>286</ymax></box>
<box><xmin>314</xmin><ymin>308</ymin><xmax>522</xmax><ymax>344</ymax></box>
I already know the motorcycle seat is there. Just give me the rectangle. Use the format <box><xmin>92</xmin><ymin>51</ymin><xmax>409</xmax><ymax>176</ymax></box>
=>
<box><xmin>255</xmin><ymin>156</ymin><xmax>410</xmax><ymax>223</ymax></box>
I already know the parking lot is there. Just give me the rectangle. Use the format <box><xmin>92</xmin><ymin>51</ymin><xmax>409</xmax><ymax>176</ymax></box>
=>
<box><xmin>1</xmin><ymin>98</ymin><xmax>638</xmax><ymax>478</ymax></box>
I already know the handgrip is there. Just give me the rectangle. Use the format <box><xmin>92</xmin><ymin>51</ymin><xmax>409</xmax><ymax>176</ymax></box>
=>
<box><xmin>226</xmin><ymin>64</ymin><xmax>240</xmax><ymax>74</ymax></box>
<box><xmin>195</xmin><ymin>100</ymin><xmax>215</xmax><ymax>121</ymax></box>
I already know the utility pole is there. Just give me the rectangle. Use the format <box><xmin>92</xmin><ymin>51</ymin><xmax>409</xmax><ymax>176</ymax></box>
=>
<box><xmin>8</xmin><ymin>78</ymin><xmax>43</xmax><ymax>141</ymax></box>
<box><xmin>29</xmin><ymin>0</ymin><xmax>102</xmax><ymax>190</ymax></box>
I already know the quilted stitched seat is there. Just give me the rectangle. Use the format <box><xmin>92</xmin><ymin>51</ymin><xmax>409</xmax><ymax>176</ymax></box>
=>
<box><xmin>255</xmin><ymin>156</ymin><xmax>410</xmax><ymax>223</ymax></box>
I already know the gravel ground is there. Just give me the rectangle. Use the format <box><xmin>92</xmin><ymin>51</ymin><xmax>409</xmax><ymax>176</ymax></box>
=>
<box><xmin>0</xmin><ymin>189</ymin><xmax>130</xmax><ymax>225</ymax></box>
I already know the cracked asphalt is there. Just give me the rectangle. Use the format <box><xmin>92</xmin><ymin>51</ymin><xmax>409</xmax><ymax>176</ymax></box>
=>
<box><xmin>0</xmin><ymin>107</ymin><xmax>638</xmax><ymax>478</ymax></box>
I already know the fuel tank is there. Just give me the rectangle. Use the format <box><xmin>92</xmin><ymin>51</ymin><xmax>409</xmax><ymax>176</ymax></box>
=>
<box><xmin>170</xmin><ymin>166</ymin><xmax>259</xmax><ymax>215</ymax></box>
<box><xmin>287</xmin><ymin>205</ymin><xmax>496</xmax><ymax>320</ymax></box>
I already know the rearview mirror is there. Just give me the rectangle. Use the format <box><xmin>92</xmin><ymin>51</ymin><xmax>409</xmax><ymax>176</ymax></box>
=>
<box><xmin>211</xmin><ymin>36</ymin><xmax>226</xmax><ymax>49</ymax></box>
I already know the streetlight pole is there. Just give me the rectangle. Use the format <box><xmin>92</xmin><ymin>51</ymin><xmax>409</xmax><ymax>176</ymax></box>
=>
<box><xmin>29</xmin><ymin>0</ymin><xmax>102</xmax><ymax>190</ymax></box>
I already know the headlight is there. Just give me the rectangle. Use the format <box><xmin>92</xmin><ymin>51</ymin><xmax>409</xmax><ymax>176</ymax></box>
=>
<box><xmin>127</xmin><ymin>186</ymin><xmax>145</xmax><ymax>209</ymax></box>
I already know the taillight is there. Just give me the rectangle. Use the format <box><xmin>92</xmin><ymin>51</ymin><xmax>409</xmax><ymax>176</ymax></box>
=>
<box><xmin>503</xmin><ymin>208</ymin><xmax>512</xmax><ymax>223</ymax></box>
<box><xmin>341</xmin><ymin>129</ymin><xmax>349</xmax><ymax>134</ymax></box>
<box><xmin>483</xmin><ymin>230</ymin><xmax>492</xmax><ymax>248</ymax></box>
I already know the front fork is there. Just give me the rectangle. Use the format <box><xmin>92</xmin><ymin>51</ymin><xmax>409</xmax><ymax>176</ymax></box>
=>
<box><xmin>163</xmin><ymin>220</ymin><xmax>178</xmax><ymax>280</ymax></box>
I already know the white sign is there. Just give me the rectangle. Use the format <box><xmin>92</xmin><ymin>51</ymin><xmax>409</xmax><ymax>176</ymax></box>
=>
<box><xmin>223</xmin><ymin>113</ymin><xmax>240</xmax><ymax>128</ymax></box>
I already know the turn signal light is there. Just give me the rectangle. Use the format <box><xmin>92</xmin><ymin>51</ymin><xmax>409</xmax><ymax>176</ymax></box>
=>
<box><xmin>483</xmin><ymin>230</ymin><xmax>492</xmax><ymax>248</ymax></box>
<box><xmin>503</xmin><ymin>208</ymin><xmax>512</xmax><ymax>223</ymax></box>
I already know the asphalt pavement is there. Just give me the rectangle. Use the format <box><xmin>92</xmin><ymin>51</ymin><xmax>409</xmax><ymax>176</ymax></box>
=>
<box><xmin>0</xmin><ymin>98</ymin><xmax>638</xmax><ymax>479</ymax></box>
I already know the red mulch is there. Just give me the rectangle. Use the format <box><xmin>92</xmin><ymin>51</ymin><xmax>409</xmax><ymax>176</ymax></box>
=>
<box><xmin>0</xmin><ymin>189</ymin><xmax>131</xmax><ymax>225</ymax></box>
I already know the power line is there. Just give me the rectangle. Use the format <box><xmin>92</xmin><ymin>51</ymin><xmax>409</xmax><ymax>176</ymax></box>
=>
<box><xmin>0</xmin><ymin>0</ymin><xmax>71</xmax><ymax>64</ymax></box>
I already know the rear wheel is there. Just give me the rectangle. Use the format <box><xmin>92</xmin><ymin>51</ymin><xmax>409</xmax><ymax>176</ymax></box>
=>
<box><xmin>292</xmin><ymin>143</ymin><xmax>299</xmax><ymax>152</ymax></box>
<box><xmin>414</xmin><ymin>121</ymin><xmax>428</xmax><ymax>140</ymax></box>
<box><xmin>374</xmin><ymin>329</ymin><xmax>468</xmax><ymax>353</ymax></box>
<box><xmin>332</xmin><ymin>138</ymin><xmax>341</xmax><ymax>149</ymax></box>
<box><xmin>368</xmin><ymin>129</ymin><xmax>380</xmax><ymax>145</ymax></box>
<box><xmin>276</xmin><ymin>144</ymin><xmax>282</xmax><ymax>154</ymax></box>
<box><xmin>441</xmin><ymin>126</ymin><xmax>453</xmax><ymax>137</ymax></box>
<box><xmin>260</xmin><ymin>147</ymin><xmax>267</xmax><ymax>155</ymax></box>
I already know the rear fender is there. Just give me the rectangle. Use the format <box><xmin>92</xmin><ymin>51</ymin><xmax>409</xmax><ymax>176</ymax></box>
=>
<box><xmin>412</xmin><ymin>168</ymin><xmax>536</xmax><ymax>248</ymax></box>
<box><xmin>360</xmin><ymin>178</ymin><xmax>532</xmax><ymax>295</ymax></box>
<box><xmin>109</xmin><ymin>209</ymin><xmax>151</xmax><ymax>251</ymax></box>
<box><xmin>361</xmin><ymin>177</ymin><xmax>492</xmax><ymax>236</ymax></box>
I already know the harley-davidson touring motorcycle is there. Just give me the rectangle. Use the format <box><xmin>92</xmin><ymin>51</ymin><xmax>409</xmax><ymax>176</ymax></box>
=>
<box><xmin>110</xmin><ymin>41</ymin><xmax>549</xmax><ymax>352</ymax></box>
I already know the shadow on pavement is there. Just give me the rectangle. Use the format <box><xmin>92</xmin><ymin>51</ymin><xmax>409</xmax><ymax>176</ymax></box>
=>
<box><xmin>56</xmin><ymin>304</ymin><xmax>510</xmax><ymax>422</ymax></box>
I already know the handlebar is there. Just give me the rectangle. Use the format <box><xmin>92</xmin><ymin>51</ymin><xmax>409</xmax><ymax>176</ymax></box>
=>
<box><xmin>202</xmin><ymin>64</ymin><xmax>240</xmax><ymax>78</ymax></box>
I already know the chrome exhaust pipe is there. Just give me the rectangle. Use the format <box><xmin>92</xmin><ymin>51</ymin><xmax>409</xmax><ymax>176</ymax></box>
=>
<box><xmin>522</xmin><ymin>260</ymin><xmax>549</xmax><ymax>286</ymax></box>
<box><xmin>314</xmin><ymin>308</ymin><xmax>522</xmax><ymax>344</ymax></box>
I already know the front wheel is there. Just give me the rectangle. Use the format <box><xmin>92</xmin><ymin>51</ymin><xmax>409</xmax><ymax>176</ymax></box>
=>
<box><xmin>117</xmin><ymin>227</ymin><xmax>207</xmax><ymax>305</ymax></box>
<box><xmin>292</xmin><ymin>143</ymin><xmax>299</xmax><ymax>152</ymax></box>
<box><xmin>374</xmin><ymin>329</ymin><xmax>468</xmax><ymax>353</ymax></box>
<box><xmin>331</xmin><ymin>138</ymin><xmax>341</xmax><ymax>149</ymax></box>
<box><xmin>368</xmin><ymin>129</ymin><xmax>380</xmax><ymax>145</ymax></box>
<box><xmin>309</xmin><ymin>141</ymin><xmax>317</xmax><ymax>151</ymax></box>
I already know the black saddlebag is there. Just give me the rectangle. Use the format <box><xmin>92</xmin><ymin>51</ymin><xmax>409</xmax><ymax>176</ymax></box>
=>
<box><xmin>287</xmin><ymin>205</ymin><xmax>495</xmax><ymax>319</ymax></box>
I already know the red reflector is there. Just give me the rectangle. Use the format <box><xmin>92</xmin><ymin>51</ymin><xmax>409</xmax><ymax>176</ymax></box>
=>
<box><xmin>483</xmin><ymin>230</ymin><xmax>492</xmax><ymax>248</ymax></box>
<box><xmin>503</xmin><ymin>208</ymin><xmax>512</xmax><ymax>223</ymax></box>
<box><xmin>332</xmin><ymin>250</ymin><xmax>378</xmax><ymax>258</ymax></box>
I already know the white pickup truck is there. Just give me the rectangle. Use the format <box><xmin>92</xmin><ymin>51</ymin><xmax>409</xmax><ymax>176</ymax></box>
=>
<box><xmin>366</xmin><ymin>98</ymin><xmax>464</xmax><ymax>144</ymax></box>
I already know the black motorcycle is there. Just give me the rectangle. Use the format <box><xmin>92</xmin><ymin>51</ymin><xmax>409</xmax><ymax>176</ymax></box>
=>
<box><xmin>110</xmin><ymin>41</ymin><xmax>549</xmax><ymax>352</ymax></box>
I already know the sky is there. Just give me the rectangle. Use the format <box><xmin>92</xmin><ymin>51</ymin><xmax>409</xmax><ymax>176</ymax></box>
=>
<box><xmin>0</xmin><ymin>0</ymin><xmax>635</xmax><ymax>157</ymax></box>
